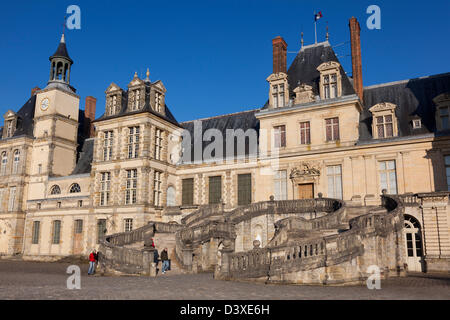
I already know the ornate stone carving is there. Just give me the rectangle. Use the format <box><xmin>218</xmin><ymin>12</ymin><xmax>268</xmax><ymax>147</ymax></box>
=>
<box><xmin>290</xmin><ymin>162</ymin><xmax>321</xmax><ymax>183</ymax></box>
<box><xmin>293</xmin><ymin>83</ymin><xmax>315</xmax><ymax>104</ymax></box>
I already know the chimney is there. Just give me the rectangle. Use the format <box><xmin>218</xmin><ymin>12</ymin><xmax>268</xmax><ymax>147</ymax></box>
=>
<box><xmin>84</xmin><ymin>96</ymin><xmax>97</xmax><ymax>138</ymax></box>
<box><xmin>31</xmin><ymin>87</ymin><xmax>41</xmax><ymax>97</ymax></box>
<box><xmin>272</xmin><ymin>36</ymin><xmax>287</xmax><ymax>74</ymax></box>
<box><xmin>349</xmin><ymin>17</ymin><xmax>363</xmax><ymax>103</ymax></box>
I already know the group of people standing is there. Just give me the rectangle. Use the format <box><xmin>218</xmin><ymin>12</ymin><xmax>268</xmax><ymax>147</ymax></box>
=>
<box><xmin>151</xmin><ymin>238</ymin><xmax>170</xmax><ymax>274</ymax></box>
<box><xmin>88</xmin><ymin>249</ymin><xmax>99</xmax><ymax>275</ymax></box>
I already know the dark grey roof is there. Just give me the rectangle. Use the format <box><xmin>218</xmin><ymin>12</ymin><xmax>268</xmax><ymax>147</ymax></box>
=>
<box><xmin>72</xmin><ymin>138</ymin><xmax>94</xmax><ymax>174</ymax></box>
<box><xmin>359</xmin><ymin>72</ymin><xmax>450</xmax><ymax>141</ymax></box>
<box><xmin>180</xmin><ymin>109</ymin><xmax>260</xmax><ymax>161</ymax></box>
<box><xmin>0</xmin><ymin>95</ymin><xmax>37</xmax><ymax>140</ymax></box>
<box><xmin>95</xmin><ymin>82</ymin><xmax>180</xmax><ymax>127</ymax></box>
<box><xmin>50</xmin><ymin>36</ymin><xmax>73</xmax><ymax>63</ymax></box>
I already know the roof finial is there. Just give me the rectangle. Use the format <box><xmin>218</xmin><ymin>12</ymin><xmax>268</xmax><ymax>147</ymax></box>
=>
<box><xmin>134</xmin><ymin>71</ymin><xmax>138</xmax><ymax>78</ymax></box>
<box><xmin>146</xmin><ymin>68</ymin><xmax>150</xmax><ymax>80</ymax></box>
<box><xmin>326</xmin><ymin>22</ymin><xmax>329</xmax><ymax>41</ymax></box>
<box><xmin>301</xmin><ymin>32</ymin><xmax>304</xmax><ymax>48</ymax></box>
<box><xmin>61</xmin><ymin>15</ymin><xmax>67</xmax><ymax>43</ymax></box>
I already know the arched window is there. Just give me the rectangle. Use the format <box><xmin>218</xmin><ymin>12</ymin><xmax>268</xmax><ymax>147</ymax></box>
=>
<box><xmin>12</xmin><ymin>150</ymin><xmax>20</xmax><ymax>174</ymax></box>
<box><xmin>69</xmin><ymin>183</ymin><xmax>81</xmax><ymax>193</ymax></box>
<box><xmin>50</xmin><ymin>185</ymin><xmax>61</xmax><ymax>195</ymax></box>
<box><xmin>167</xmin><ymin>186</ymin><xmax>176</xmax><ymax>206</ymax></box>
<box><xmin>1</xmin><ymin>152</ymin><xmax>7</xmax><ymax>175</ymax></box>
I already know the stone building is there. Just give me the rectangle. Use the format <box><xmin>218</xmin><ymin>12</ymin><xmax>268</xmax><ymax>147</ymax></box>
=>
<box><xmin>0</xmin><ymin>18</ymin><xmax>449</xmax><ymax>277</ymax></box>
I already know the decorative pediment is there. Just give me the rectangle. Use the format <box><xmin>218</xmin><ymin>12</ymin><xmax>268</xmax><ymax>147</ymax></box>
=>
<box><xmin>105</xmin><ymin>83</ymin><xmax>121</xmax><ymax>94</ymax></box>
<box><xmin>152</xmin><ymin>80</ymin><xmax>167</xmax><ymax>93</ymax></box>
<box><xmin>293</xmin><ymin>83</ymin><xmax>315</xmax><ymax>104</ymax></box>
<box><xmin>369</xmin><ymin>102</ymin><xmax>397</xmax><ymax>114</ymax></box>
<box><xmin>3</xmin><ymin>110</ymin><xmax>17</xmax><ymax>120</ymax></box>
<box><xmin>128</xmin><ymin>73</ymin><xmax>145</xmax><ymax>89</ymax></box>
<box><xmin>266</xmin><ymin>72</ymin><xmax>288</xmax><ymax>82</ymax></box>
<box><xmin>290</xmin><ymin>162</ymin><xmax>321</xmax><ymax>183</ymax></box>
<box><xmin>317</xmin><ymin>61</ymin><xmax>340</xmax><ymax>72</ymax></box>
<box><xmin>433</xmin><ymin>92</ymin><xmax>450</xmax><ymax>105</ymax></box>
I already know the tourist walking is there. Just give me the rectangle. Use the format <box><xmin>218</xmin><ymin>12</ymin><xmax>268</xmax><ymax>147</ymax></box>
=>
<box><xmin>153</xmin><ymin>248</ymin><xmax>159</xmax><ymax>273</ymax></box>
<box><xmin>161</xmin><ymin>248</ymin><xmax>169</xmax><ymax>274</ymax></box>
<box><xmin>88</xmin><ymin>249</ymin><xmax>96</xmax><ymax>275</ymax></box>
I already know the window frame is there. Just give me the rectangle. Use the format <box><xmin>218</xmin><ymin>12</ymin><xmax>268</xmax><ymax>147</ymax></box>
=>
<box><xmin>325</xmin><ymin>117</ymin><xmax>340</xmax><ymax>142</ymax></box>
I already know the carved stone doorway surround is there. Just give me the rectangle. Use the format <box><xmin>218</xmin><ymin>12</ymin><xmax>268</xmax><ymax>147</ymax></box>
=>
<box><xmin>289</xmin><ymin>162</ymin><xmax>321</xmax><ymax>199</ymax></box>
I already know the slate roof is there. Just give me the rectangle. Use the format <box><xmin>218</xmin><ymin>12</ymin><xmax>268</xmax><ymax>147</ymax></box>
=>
<box><xmin>95</xmin><ymin>81</ymin><xmax>180</xmax><ymax>127</ymax></box>
<box><xmin>50</xmin><ymin>36</ymin><xmax>73</xmax><ymax>63</ymax></box>
<box><xmin>180</xmin><ymin>109</ymin><xmax>260</xmax><ymax>161</ymax></box>
<box><xmin>72</xmin><ymin>138</ymin><xmax>94</xmax><ymax>174</ymax></box>
<box><xmin>0</xmin><ymin>95</ymin><xmax>37</xmax><ymax>140</ymax></box>
<box><xmin>360</xmin><ymin>72</ymin><xmax>450</xmax><ymax>142</ymax></box>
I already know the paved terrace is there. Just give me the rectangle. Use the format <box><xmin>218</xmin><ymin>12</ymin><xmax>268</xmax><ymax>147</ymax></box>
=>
<box><xmin>0</xmin><ymin>260</ymin><xmax>449</xmax><ymax>300</ymax></box>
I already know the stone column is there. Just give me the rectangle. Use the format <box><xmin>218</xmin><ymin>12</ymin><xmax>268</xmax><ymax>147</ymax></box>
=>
<box><xmin>182</xmin><ymin>245</ymin><xmax>194</xmax><ymax>271</ymax></box>
<box><xmin>418</xmin><ymin>192</ymin><xmax>450</xmax><ymax>272</ymax></box>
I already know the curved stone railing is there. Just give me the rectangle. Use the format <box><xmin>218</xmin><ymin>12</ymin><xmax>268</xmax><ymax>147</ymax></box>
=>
<box><xmin>98</xmin><ymin>221</ymin><xmax>183</xmax><ymax>275</ymax></box>
<box><xmin>181</xmin><ymin>203</ymin><xmax>225</xmax><ymax>227</ymax></box>
<box><xmin>217</xmin><ymin>195</ymin><xmax>405</xmax><ymax>284</ymax></box>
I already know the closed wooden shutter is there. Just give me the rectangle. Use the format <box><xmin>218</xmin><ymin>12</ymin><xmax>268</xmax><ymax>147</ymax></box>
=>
<box><xmin>238</xmin><ymin>174</ymin><xmax>252</xmax><ymax>205</ymax></box>
<box><xmin>32</xmin><ymin>221</ymin><xmax>40</xmax><ymax>244</ymax></box>
<box><xmin>52</xmin><ymin>220</ymin><xmax>61</xmax><ymax>244</ymax></box>
<box><xmin>182</xmin><ymin>178</ymin><xmax>194</xmax><ymax>206</ymax></box>
<box><xmin>209</xmin><ymin>176</ymin><xmax>222</xmax><ymax>204</ymax></box>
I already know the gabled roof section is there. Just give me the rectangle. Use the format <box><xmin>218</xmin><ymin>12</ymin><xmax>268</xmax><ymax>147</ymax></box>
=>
<box><xmin>359</xmin><ymin>72</ymin><xmax>450</xmax><ymax>141</ymax></box>
<box><xmin>72</xmin><ymin>138</ymin><xmax>94</xmax><ymax>175</ymax></box>
<box><xmin>0</xmin><ymin>95</ymin><xmax>37</xmax><ymax>140</ymax></box>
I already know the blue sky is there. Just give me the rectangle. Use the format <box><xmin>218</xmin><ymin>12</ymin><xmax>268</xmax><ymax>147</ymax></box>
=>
<box><xmin>0</xmin><ymin>0</ymin><xmax>449</xmax><ymax>122</ymax></box>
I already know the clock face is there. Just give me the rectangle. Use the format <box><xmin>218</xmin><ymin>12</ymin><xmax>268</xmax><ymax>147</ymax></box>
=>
<box><xmin>41</xmin><ymin>98</ymin><xmax>49</xmax><ymax>111</ymax></box>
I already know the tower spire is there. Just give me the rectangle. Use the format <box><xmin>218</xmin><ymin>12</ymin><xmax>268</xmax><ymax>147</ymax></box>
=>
<box><xmin>326</xmin><ymin>22</ymin><xmax>329</xmax><ymax>41</ymax></box>
<box><xmin>301</xmin><ymin>32</ymin><xmax>304</xmax><ymax>49</ymax></box>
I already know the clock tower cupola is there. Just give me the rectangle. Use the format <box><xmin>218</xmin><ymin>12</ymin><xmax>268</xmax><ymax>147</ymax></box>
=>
<box><xmin>47</xmin><ymin>33</ymin><xmax>75</xmax><ymax>92</ymax></box>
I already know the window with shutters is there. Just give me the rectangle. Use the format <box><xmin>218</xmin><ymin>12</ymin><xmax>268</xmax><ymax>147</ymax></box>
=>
<box><xmin>238</xmin><ymin>174</ymin><xmax>252</xmax><ymax>205</ymax></box>
<box><xmin>127</xmin><ymin>127</ymin><xmax>140</xmax><ymax>159</ymax></box>
<box><xmin>182</xmin><ymin>178</ymin><xmax>194</xmax><ymax>206</ymax></box>
<box><xmin>75</xmin><ymin>220</ymin><xmax>83</xmax><ymax>234</ymax></box>
<box><xmin>379</xmin><ymin>160</ymin><xmax>397</xmax><ymax>194</ymax></box>
<box><xmin>52</xmin><ymin>220</ymin><xmax>61</xmax><ymax>244</ymax></box>
<box><xmin>327</xmin><ymin>165</ymin><xmax>343</xmax><ymax>199</ymax></box>
<box><xmin>97</xmin><ymin>219</ymin><xmax>106</xmax><ymax>243</ymax></box>
<box><xmin>103</xmin><ymin>131</ymin><xmax>114</xmax><ymax>161</ymax></box>
<box><xmin>154</xmin><ymin>171</ymin><xmax>162</xmax><ymax>206</ymax></box>
<box><xmin>32</xmin><ymin>221</ymin><xmax>40</xmax><ymax>244</ymax></box>
<box><xmin>300</xmin><ymin>122</ymin><xmax>311</xmax><ymax>145</ymax></box>
<box><xmin>274</xmin><ymin>170</ymin><xmax>287</xmax><ymax>200</ymax></box>
<box><xmin>125</xmin><ymin>169</ymin><xmax>138</xmax><ymax>205</ymax></box>
<box><xmin>273</xmin><ymin>125</ymin><xmax>286</xmax><ymax>148</ymax></box>
<box><xmin>325</xmin><ymin>117</ymin><xmax>339</xmax><ymax>142</ymax></box>
<box><xmin>209</xmin><ymin>176</ymin><xmax>222</xmax><ymax>204</ymax></box>
<box><xmin>100</xmin><ymin>172</ymin><xmax>111</xmax><ymax>206</ymax></box>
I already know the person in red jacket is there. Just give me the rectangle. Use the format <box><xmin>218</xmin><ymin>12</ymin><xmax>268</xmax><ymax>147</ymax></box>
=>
<box><xmin>88</xmin><ymin>250</ymin><xmax>96</xmax><ymax>275</ymax></box>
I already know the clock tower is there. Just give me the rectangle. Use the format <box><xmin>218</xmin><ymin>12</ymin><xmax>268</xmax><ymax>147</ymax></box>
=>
<box><xmin>32</xmin><ymin>34</ymin><xmax>80</xmax><ymax>178</ymax></box>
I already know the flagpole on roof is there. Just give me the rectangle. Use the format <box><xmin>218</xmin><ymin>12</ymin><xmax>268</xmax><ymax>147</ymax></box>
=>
<box><xmin>314</xmin><ymin>11</ymin><xmax>317</xmax><ymax>44</ymax></box>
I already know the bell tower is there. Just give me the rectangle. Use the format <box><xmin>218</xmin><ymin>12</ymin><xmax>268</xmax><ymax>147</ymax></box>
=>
<box><xmin>31</xmin><ymin>33</ymin><xmax>80</xmax><ymax>180</ymax></box>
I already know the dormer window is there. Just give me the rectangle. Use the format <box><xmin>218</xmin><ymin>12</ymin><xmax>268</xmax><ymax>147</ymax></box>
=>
<box><xmin>267</xmin><ymin>73</ymin><xmax>289</xmax><ymax>109</ymax></box>
<box><xmin>105</xmin><ymin>83</ymin><xmax>123</xmax><ymax>116</ymax></box>
<box><xmin>107</xmin><ymin>95</ymin><xmax>118</xmax><ymax>116</ymax></box>
<box><xmin>155</xmin><ymin>91</ymin><xmax>163</xmax><ymax>113</ymax></box>
<box><xmin>369</xmin><ymin>102</ymin><xmax>399</xmax><ymax>139</ymax></box>
<box><xmin>6</xmin><ymin>120</ymin><xmax>14</xmax><ymax>137</ymax></box>
<box><xmin>3</xmin><ymin>110</ymin><xmax>18</xmax><ymax>139</ymax></box>
<box><xmin>317</xmin><ymin>61</ymin><xmax>342</xmax><ymax>100</ymax></box>
<box><xmin>412</xmin><ymin>119</ymin><xmax>422</xmax><ymax>130</ymax></box>
<box><xmin>434</xmin><ymin>93</ymin><xmax>450</xmax><ymax>131</ymax></box>
<box><xmin>131</xmin><ymin>89</ymin><xmax>141</xmax><ymax>111</ymax></box>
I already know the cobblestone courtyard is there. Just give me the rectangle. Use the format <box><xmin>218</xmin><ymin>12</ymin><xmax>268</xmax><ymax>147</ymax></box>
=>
<box><xmin>0</xmin><ymin>260</ymin><xmax>449</xmax><ymax>300</ymax></box>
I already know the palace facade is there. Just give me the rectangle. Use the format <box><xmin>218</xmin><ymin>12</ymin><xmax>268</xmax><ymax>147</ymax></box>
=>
<box><xmin>0</xmin><ymin>18</ymin><xmax>449</xmax><ymax>273</ymax></box>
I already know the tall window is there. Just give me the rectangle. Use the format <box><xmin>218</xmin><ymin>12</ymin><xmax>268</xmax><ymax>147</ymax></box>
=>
<box><xmin>8</xmin><ymin>187</ymin><xmax>16</xmax><ymax>212</ymax></box>
<box><xmin>1</xmin><ymin>152</ymin><xmax>7</xmax><ymax>175</ymax></box>
<box><xmin>103</xmin><ymin>131</ymin><xmax>114</xmax><ymax>161</ymax></box>
<box><xmin>274</xmin><ymin>170</ymin><xmax>287</xmax><ymax>200</ymax></box>
<box><xmin>0</xmin><ymin>188</ymin><xmax>4</xmax><ymax>211</ymax></box>
<box><xmin>12</xmin><ymin>150</ymin><xmax>20</xmax><ymax>174</ymax></box>
<box><xmin>153</xmin><ymin>171</ymin><xmax>162</xmax><ymax>206</ymax></box>
<box><xmin>272</xmin><ymin>84</ymin><xmax>285</xmax><ymax>108</ymax></box>
<box><xmin>167</xmin><ymin>186</ymin><xmax>176</xmax><ymax>206</ymax></box>
<box><xmin>32</xmin><ymin>221</ymin><xmax>40</xmax><ymax>244</ymax></box>
<box><xmin>52</xmin><ymin>220</ymin><xmax>61</xmax><ymax>244</ymax></box>
<box><xmin>131</xmin><ymin>89</ymin><xmax>141</xmax><ymax>111</ymax></box>
<box><xmin>182</xmin><ymin>178</ymin><xmax>194</xmax><ymax>206</ymax></box>
<box><xmin>379</xmin><ymin>160</ymin><xmax>397</xmax><ymax>194</ymax></box>
<box><xmin>100</xmin><ymin>172</ymin><xmax>111</xmax><ymax>206</ymax></box>
<box><xmin>439</xmin><ymin>107</ymin><xmax>450</xmax><ymax>130</ymax></box>
<box><xmin>273</xmin><ymin>125</ymin><xmax>286</xmax><ymax>148</ymax></box>
<box><xmin>324</xmin><ymin>74</ymin><xmax>338</xmax><ymax>99</ymax></box>
<box><xmin>128</xmin><ymin>127</ymin><xmax>140</xmax><ymax>158</ymax></box>
<box><xmin>155</xmin><ymin>92</ymin><xmax>163</xmax><ymax>113</ymax></box>
<box><xmin>325</xmin><ymin>117</ymin><xmax>339</xmax><ymax>142</ymax></box>
<box><xmin>376</xmin><ymin>115</ymin><xmax>394</xmax><ymax>138</ymax></box>
<box><xmin>300</xmin><ymin>122</ymin><xmax>311</xmax><ymax>145</ymax></box>
<box><xmin>75</xmin><ymin>219</ymin><xmax>83</xmax><ymax>234</ymax></box>
<box><xmin>69</xmin><ymin>183</ymin><xmax>81</xmax><ymax>193</ymax></box>
<box><xmin>445</xmin><ymin>155</ymin><xmax>450</xmax><ymax>191</ymax></box>
<box><xmin>327</xmin><ymin>165</ymin><xmax>343</xmax><ymax>199</ymax></box>
<box><xmin>238</xmin><ymin>174</ymin><xmax>252</xmax><ymax>205</ymax></box>
<box><xmin>50</xmin><ymin>185</ymin><xmax>61</xmax><ymax>195</ymax></box>
<box><xmin>155</xmin><ymin>129</ymin><xmax>163</xmax><ymax>160</ymax></box>
<box><xmin>108</xmin><ymin>95</ymin><xmax>117</xmax><ymax>115</ymax></box>
<box><xmin>124</xmin><ymin>219</ymin><xmax>133</xmax><ymax>232</ymax></box>
<box><xmin>97</xmin><ymin>219</ymin><xmax>106</xmax><ymax>243</ymax></box>
<box><xmin>125</xmin><ymin>169</ymin><xmax>138</xmax><ymax>205</ymax></box>
<box><xmin>209</xmin><ymin>176</ymin><xmax>222</xmax><ymax>204</ymax></box>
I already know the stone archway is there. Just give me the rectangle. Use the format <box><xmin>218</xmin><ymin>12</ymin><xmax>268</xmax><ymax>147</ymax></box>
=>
<box><xmin>403</xmin><ymin>215</ymin><xmax>424</xmax><ymax>272</ymax></box>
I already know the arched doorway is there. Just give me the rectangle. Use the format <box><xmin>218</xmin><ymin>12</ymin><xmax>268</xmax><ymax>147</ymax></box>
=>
<box><xmin>403</xmin><ymin>215</ymin><xmax>424</xmax><ymax>272</ymax></box>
